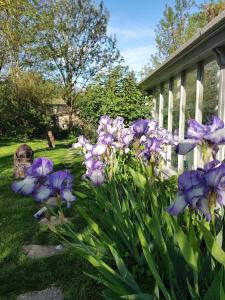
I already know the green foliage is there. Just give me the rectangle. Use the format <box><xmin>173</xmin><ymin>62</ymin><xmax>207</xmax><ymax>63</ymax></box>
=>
<box><xmin>0</xmin><ymin>70</ymin><xmax>56</xmax><ymax>138</ymax></box>
<box><xmin>76</xmin><ymin>66</ymin><xmax>152</xmax><ymax>127</ymax></box>
<box><xmin>0</xmin><ymin>138</ymin><xmax>102</xmax><ymax>299</ymax></box>
<box><xmin>150</xmin><ymin>0</ymin><xmax>195</xmax><ymax>68</ymax></box>
<box><xmin>0</xmin><ymin>0</ymin><xmax>38</xmax><ymax>73</ymax></box>
<box><xmin>0</xmin><ymin>0</ymin><xmax>120</xmax><ymax>128</ymax></box>
<box><xmin>141</xmin><ymin>0</ymin><xmax>225</xmax><ymax>74</ymax></box>
<box><xmin>58</xmin><ymin>155</ymin><xmax>225</xmax><ymax>299</ymax></box>
<box><xmin>30</xmin><ymin>0</ymin><xmax>120</xmax><ymax>115</ymax></box>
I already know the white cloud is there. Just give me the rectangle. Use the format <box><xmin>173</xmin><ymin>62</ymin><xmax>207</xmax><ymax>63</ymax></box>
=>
<box><xmin>108</xmin><ymin>25</ymin><xmax>154</xmax><ymax>40</ymax></box>
<box><xmin>121</xmin><ymin>45</ymin><xmax>156</xmax><ymax>72</ymax></box>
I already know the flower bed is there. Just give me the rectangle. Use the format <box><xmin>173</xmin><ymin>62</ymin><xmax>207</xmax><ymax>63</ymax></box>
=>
<box><xmin>12</xmin><ymin>115</ymin><xmax>225</xmax><ymax>299</ymax></box>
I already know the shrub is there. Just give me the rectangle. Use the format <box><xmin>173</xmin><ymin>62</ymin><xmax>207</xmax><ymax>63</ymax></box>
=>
<box><xmin>0</xmin><ymin>70</ymin><xmax>57</xmax><ymax>138</ymax></box>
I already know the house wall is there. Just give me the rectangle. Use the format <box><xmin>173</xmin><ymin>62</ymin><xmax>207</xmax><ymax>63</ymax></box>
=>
<box><xmin>139</xmin><ymin>11</ymin><xmax>225</xmax><ymax>173</ymax></box>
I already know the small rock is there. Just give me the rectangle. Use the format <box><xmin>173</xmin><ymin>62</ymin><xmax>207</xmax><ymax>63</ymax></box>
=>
<box><xmin>23</xmin><ymin>244</ymin><xmax>65</xmax><ymax>259</ymax></box>
<box><xmin>55</xmin><ymin>245</ymin><xmax>64</xmax><ymax>251</ymax></box>
<box><xmin>17</xmin><ymin>287</ymin><xmax>63</xmax><ymax>300</ymax></box>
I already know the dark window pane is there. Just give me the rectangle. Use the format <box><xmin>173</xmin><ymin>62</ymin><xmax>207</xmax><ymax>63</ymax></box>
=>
<box><xmin>163</xmin><ymin>82</ymin><xmax>169</xmax><ymax>129</ymax></box>
<box><xmin>202</xmin><ymin>60</ymin><xmax>219</xmax><ymax>123</ymax></box>
<box><xmin>154</xmin><ymin>87</ymin><xmax>160</xmax><ymax>121</ymax></box>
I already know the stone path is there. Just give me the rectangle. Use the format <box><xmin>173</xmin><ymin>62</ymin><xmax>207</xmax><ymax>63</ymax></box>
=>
<box><xmin>17</xmin><ymin>287</ymin><xmax>63</xmax><ymax>300</ymax></box>
<box><xmin>23</xmin><ymin>244</ymin><xmax>65</xmax><ymax>259</ymax></box>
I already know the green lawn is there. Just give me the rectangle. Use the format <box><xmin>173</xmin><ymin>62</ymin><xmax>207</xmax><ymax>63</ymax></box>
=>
<box><xmin>0</xmin><ymin>138</ymin><xmax>101</xmax><ymax>299</ymax></box>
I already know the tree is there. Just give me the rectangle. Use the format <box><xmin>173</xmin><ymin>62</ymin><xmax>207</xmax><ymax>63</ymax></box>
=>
<box><xmin>143</xmin><ymin>0</ymin><xmax>225</xmax><ymax>74</ymax></box>
<box><xmin>0</xmin><ymin>69</ymin><xmax>58</xmax><ymax>137</ymax></box>
<box><xmin>76</xmin><ymin>65</ymin><xmax>152</xmax><ymax>127</ymax></box>
<box><xmin>31</xmin><ymin>0</ymin><xmax>119</xmax><ymax>126</ymax></box>
<box><xmin>152</xmin><ymin>0</ymin><xmax>195</xmax><ymax>66</ymax></box>
<box><xmin>0</xmin><ymin>0</ymin><xmax>36</xmax><ymax>74</ymax></box>
<box><xmin>187</xmin><ymin>0</ymin><xmax>225</xmax><ymax>38</ymax></box>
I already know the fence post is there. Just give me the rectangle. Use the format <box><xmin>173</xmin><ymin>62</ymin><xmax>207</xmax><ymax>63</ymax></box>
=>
<box><xmin>194</xmin><ymin>62</ymin><xmax>204</xmax><ymax>169</ymax></box>
<box><xmin>178</xmin><ymin>71</ymin><xmax>186</xmax><ymax>173</ymax></box>
<box><xmin>159</xmin><ymin>83</ymin><xmax>164</xmax><ymax>127</ymax></box>
<box><xmin>167</xmin><ymin>79</ymin><xmax>173</xmax><ymax>167</ymax></box>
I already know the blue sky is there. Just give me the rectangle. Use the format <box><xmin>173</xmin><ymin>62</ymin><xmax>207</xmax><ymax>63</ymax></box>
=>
<box><xmin>100</xmin><ymin>0</ymin><xmax>204</xmax><ymax>72</ymax></box>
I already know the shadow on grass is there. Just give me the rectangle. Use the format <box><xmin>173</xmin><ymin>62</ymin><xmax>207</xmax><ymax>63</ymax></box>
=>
<box><xmin>0</xmin><ymin>154</ymin><xmax>13</xmax><ymax>172</ymax></box>
<box><xmin>0</xmin><ymin>139</ymin><xmax>102</xmax><ymax>299</ymax></box>
<box><xmin>0</xmin><ymin>252</ymin><xmax>102</xmax><ymax>300</ymax></box>
<box><xmin>33</xmin><ymin>142</ymin><xmax>71</xmax><ymax>154</ymax></box>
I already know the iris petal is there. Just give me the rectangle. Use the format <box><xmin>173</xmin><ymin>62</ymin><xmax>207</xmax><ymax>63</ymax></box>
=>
<box><xmin>197</xmin><ymin>198</ymin><xmax>211</xmax><ymax>221</ymax></box>
<box><xmin>208</xmin><ymin>116</ymin><xmax>224</xmax><ymax>131</ymax></box>
<box><xmin>203</xmin><ymin>164</ymin><xmax>225</xmax><ymax>187</ymax></box>
<box><xmin>216</xmin><ymin>189</ymin><xmax>225</xmax><ymax>206</ymax></box>
<box><xmin>122</xmin><ymin>133</ymin><xmax>134</xmax><ymax>146</ymax></box>
<box><xmin>72</xmin><ymin>142</ymin><xmax>82</xmax><ymax>149</ymax></box>
<box><xmin>167</xmin><ymin>192</ymin><xmax>187</xmax><ymax>216</ymax></box>
<box><xmin>27</xmin><ymin>158</ymin><xmax>53</xmax><ymax>177</ymax></box>
<box><xmin>12</xmin><ymin>176</ymin><xmax>37</xmax><ymax>195</ymax></box>
<box><xmin>89</xmin><ymin>169</ymin><xmax>104</xmax><ymax>186</ymax></box>
<box><xmin>33</xmin><ymin>184</ymin><xmax>53</xmax><ymax>202</ymax></box>
<box><xmin>131</xmin><ymin>119</ymin><xmax>149</xmax><ymax>136</ymax></box>
<box><xmin>178</xmin><ymin>170</ymin><xmax>203</xmax><ymax>191</ymax></box>
<box><xmin>204</xmin><ymin>128</ymin><xmax>225</xmax><ymax>145</ymax></box>
<box><xmin>176</xmin><ymin>139</ymin><xmax>199</xmax><ymax>155</ymax></box>
<box><xmin>186</xmin><ymin>186</ymin><xmax>207</xmax><ymax>205</ymax></box>
<box><xmin>60</xmin><ymin>189</ymin><xmax>76</xmax><ymax>202</ymax></box>
<box><xmin>92</xmin><ymin>143</ymin><xmax>107</xmax><ymax>156</ymax></box>
<box><xmin>49</xmin><ymin>170</ymin><xmax>73</xmax><ymax>190</ymax></box>
<box><xmin>186</xmin><ymin>119</ymin><xmax>209</xmax><ymax>139</ymax></box>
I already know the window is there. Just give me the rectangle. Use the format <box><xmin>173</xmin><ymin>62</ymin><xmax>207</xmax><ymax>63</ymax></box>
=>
<box><xmin>202</xmin><ymin>59</ymin><xmax>219</xmax><ymax>123</ymax></box>
<box><xmin>163</xmin><ymin>82</ymin><xmax>169</xmax><ymax>129</ymax></box>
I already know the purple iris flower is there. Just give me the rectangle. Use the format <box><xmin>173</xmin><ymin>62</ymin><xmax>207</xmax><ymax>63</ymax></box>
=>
<box><xmin>113</xmin><ymin>116</ymin><xmax>124</xmax><ymax>129</ymax></box>
<box><xmin>131</xmin><ymin>119</ymin><xmax>149</xmax><ymax>136</ymax></box>
<box><xmin>98</xmin><ymin>134</ymin><xmax>114</xmax><ymax>145</ymax></box>
<box><xmin>177</xmin><ymin>116</ymin><xmax>225</xmax><ymax>155</ymax></box>
<box><xmin>12</xmin><ymin>157</ymin><xmax>54</xmax><ymax>201</ymax></box>
<box><xmin>48</xmin><ymin>170</ymin><xmax>76</xmax><ymax>207</ymax></box>
<box><xmin>78</xmin><ymin>116</ymin><xmax>176</xmax><ymax>185</ymax></box>
<box><xmin>84</xmin><ymin>159</ymin><xmax>105</xmax><ymax>186</ymax></box>
<box><xmin>119</xmin><ymin>128</ymin><xmax>134</xmax><ymax>146</ymax></box>
<box><xmin>92</xmin><ymin>143</ymin><xmax>107</xmax><ymax>156</ymax></box>
<box><xmin>12</xmin><ymin>158</ymin><xmax>76</xmax><ymax>207</ymax></box>
<box><xmin>139</xmin><ymin>137</ymin><xmax>163</xmax><ymax>161</ymax></box>
<box><xmin>99</xmin><ymin>115</ymin><xmax>111</xmax><ymax>126</ymax></box>
<box><xmin>72</xmin><ymin>135</ymin><xmax>89</xmax><ymax>149</ymax></box>
<box><xmin>167</xmin><ymin>161</ymin><xmax>225</xmax><ymax>221</ymax></box>
<box><xmin>147</xmin><ymin>120</ymin><xmax>158</xmax><ymax>133</ymax></box>
<box><xmin>167</xmin><ymin>169</ymin><xmax>209</xmax><ymax>219</ymax></box>
<box><xmin>48</xmin><ymin>170</ymin><xmax>73</xmax><ymax>190</ymax></box>
<box><xmin>26</xmin><ymin>157</ymin><xmax>53</xmax><ymax>177</ymax></box>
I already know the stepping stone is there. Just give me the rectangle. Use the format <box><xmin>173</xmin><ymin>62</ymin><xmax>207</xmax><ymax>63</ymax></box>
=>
<box><xmin>23</xmin><ymin>244</ymin><xmax>65</xmax><ymax>259</ymax></box>
<box><xmin>17</xmin><ymin>287</ymin><xmax>63</xmax><ymax>300</ymax></box>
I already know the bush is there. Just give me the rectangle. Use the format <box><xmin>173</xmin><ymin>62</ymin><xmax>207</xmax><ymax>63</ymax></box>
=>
<box><xmin>76</xmin><ymin>66</ymin><xmax>153</xmax><ymax>128</ymax></box>
<box><xmin>0</xmin><ymin>70</ymin><xmax>57</xmax><ymax>138</ymax></box>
